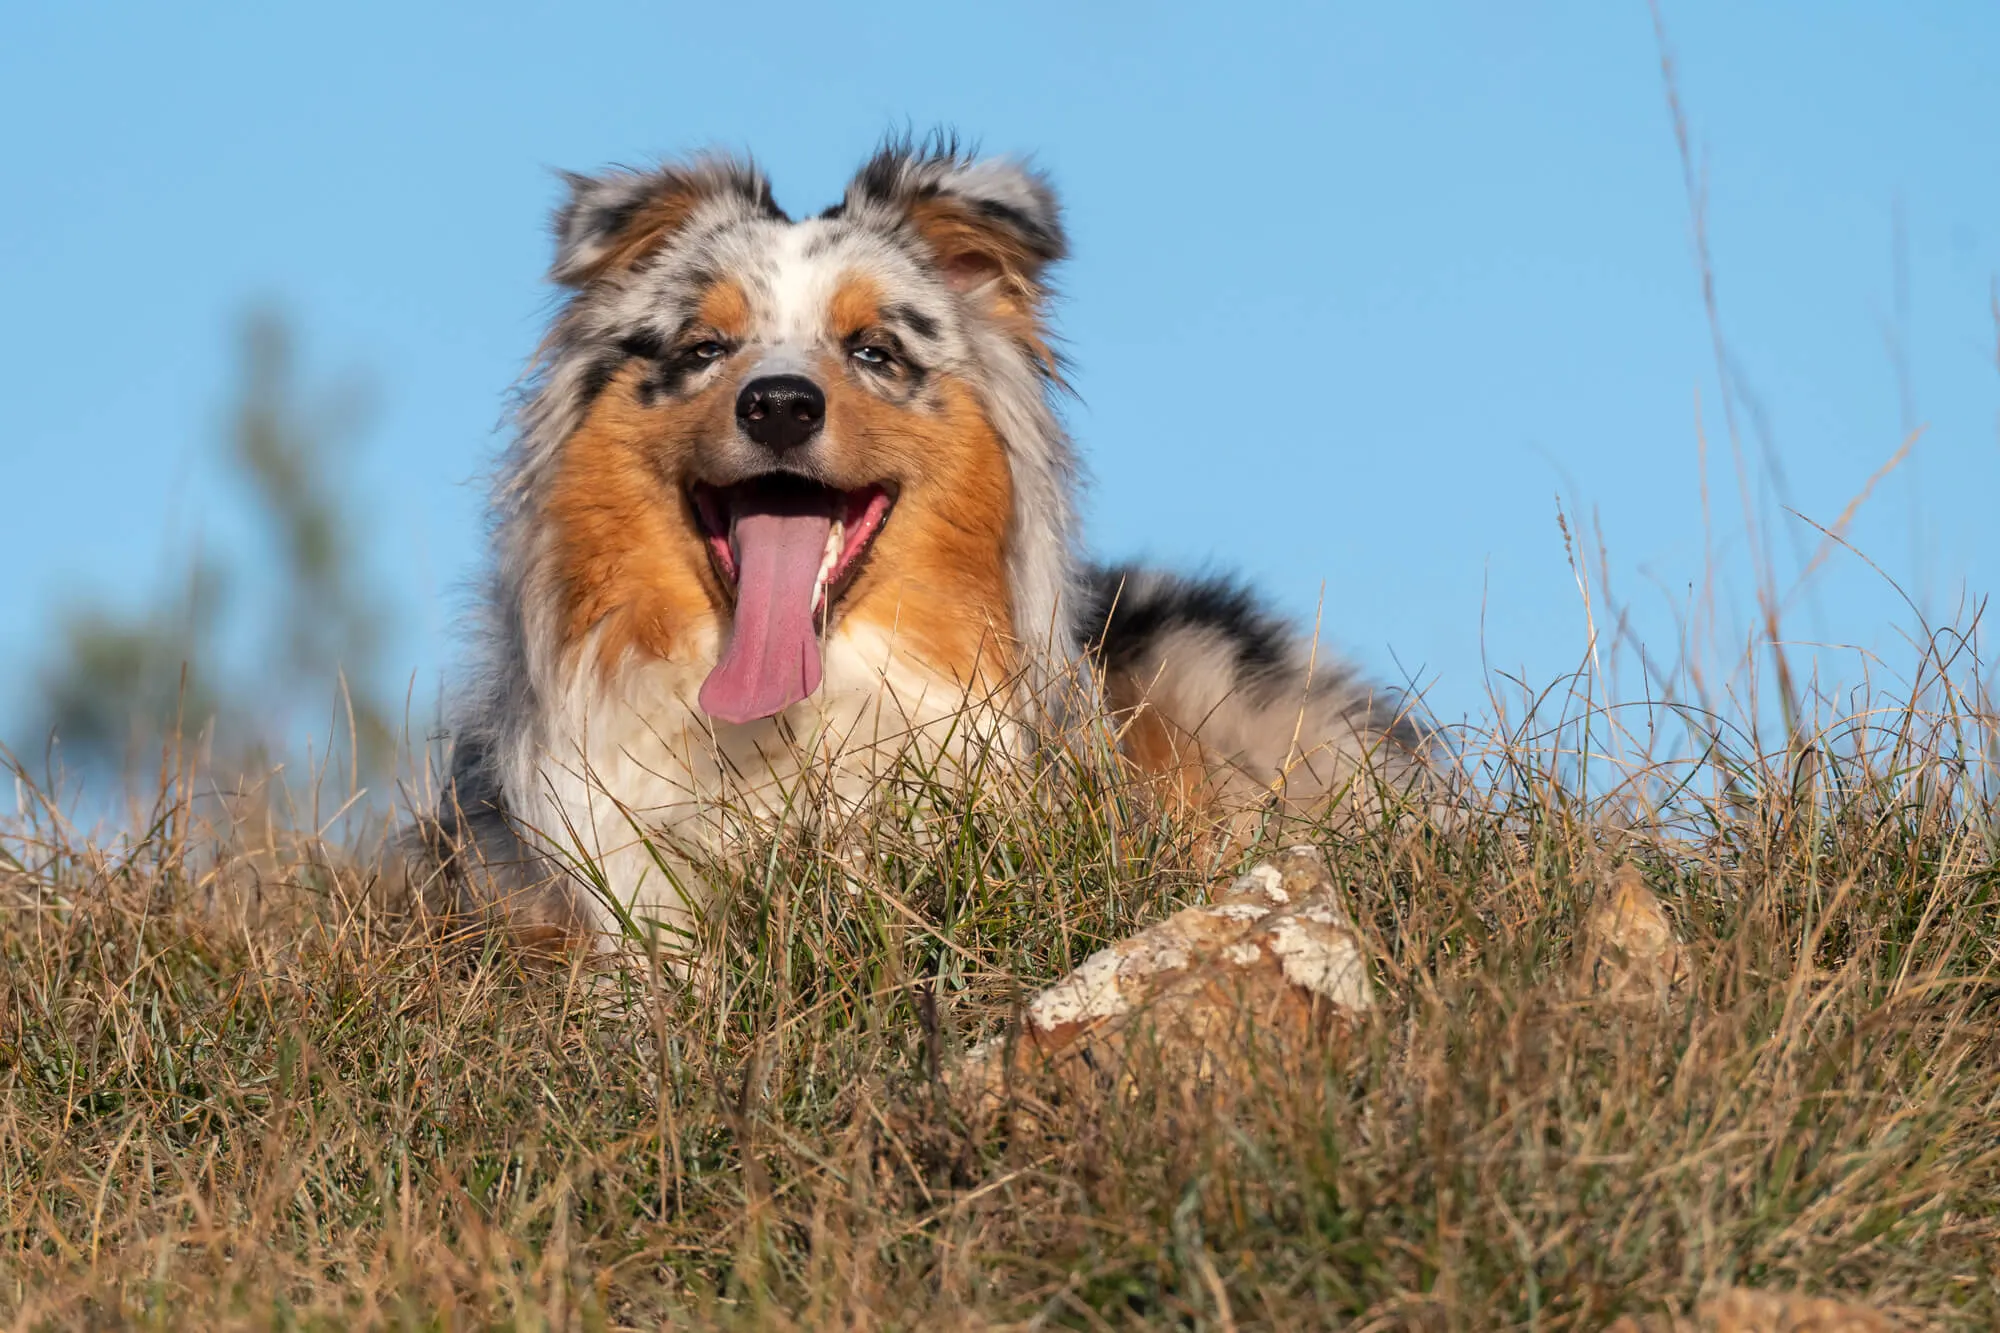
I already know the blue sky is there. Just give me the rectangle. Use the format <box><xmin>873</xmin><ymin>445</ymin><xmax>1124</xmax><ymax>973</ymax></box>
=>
<box><xmin>5</xmin><ymin>1</ymin><xmax>1997</xmax><ymax>749</ymax></box>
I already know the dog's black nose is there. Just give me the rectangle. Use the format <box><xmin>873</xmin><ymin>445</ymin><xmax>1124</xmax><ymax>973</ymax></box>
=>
<box><xmin>735</xmin><ymin>375</ymin><xmax>825</xmax><ymax>452</ymax></box>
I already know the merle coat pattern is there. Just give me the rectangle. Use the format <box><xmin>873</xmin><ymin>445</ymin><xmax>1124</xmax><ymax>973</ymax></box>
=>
<box><xmin>420</xmin><ymin>136</ymin><xmax>1425</xmax><ymax>952</ymax></box>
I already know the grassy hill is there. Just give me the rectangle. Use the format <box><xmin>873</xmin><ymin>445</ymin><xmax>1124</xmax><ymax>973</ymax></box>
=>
<box><xmin>4</xmin><ymin>673</ymin><xmax>1997</xmax><ymax>1330</ymax></box>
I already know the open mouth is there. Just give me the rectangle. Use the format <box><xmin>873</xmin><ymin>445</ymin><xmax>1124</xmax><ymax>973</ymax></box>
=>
<box><xmin>687</xmin><ymin>476</ymin><xmax>895</xmax><ymax>725</ymax></box>
<box><xmin>689</xmin><ymin>477</ymin><xmax>894</xmax><ymax>616</ymax></box>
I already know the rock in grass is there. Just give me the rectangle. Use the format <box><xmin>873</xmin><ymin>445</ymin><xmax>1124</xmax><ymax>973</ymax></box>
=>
<box><xmin>1605</xmin><ymin>1285</ymin><xmax>1906</xmax><ymax>1331</ymax></box>
<box><xmin>1576</xmin><ymin>863</ymin><xmax>1691</xmax><ymax>1003</ymax></box>
<box><xmin>953</xmin><ymin>846</ymin><xmax>1373</xmax><ymax>1107</ymax></box>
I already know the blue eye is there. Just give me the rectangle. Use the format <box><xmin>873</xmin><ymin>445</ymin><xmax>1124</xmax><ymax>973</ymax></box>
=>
<box><xmin>851</xmin><ymin>345</ymin><xmax>893</xmax><ymax>367</ymax></box>
<box><xmin>689</xmin><ymin>341</ymin><xmax>728</xmax><ymax>362</ymax></box>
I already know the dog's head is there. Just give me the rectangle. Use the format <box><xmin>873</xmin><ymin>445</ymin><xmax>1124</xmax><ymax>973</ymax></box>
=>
<box><xmin>521</xmin><ymin>139</ymin><xmax>1073</xmax><ymax>725</ymax></box>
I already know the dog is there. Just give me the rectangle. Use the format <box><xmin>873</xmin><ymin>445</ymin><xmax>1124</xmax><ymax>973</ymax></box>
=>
<box><xmin>421</xmin><ymin>137</ymin><xmax>1426</xmax><ymax>952</ymax></box>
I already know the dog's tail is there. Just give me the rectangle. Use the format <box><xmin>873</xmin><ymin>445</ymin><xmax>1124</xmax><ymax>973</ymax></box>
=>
<box><xmin>1074</xmin><ymin>564</ymin><xmax>1428</xmax><ymax>814</ymax></box>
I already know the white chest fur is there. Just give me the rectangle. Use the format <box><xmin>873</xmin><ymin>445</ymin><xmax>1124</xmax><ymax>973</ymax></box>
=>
<box><xmin>508</xmin><ymin>621</ymin><xmax>1013</xmax><ymax>941</ymax></box>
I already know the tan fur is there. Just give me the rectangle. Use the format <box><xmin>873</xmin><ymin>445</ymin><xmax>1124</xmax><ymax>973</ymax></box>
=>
<box><xmin>543</xmin><ymin>363</ymin><xmax>722</xmax><ymax>673</ymax></box>
<box><xmin>821</xmin><ymin>367</ymin><xmax>1016</xmax><ymax>687</ymax></box>
<box><xmin>828</xmin><ymin>273</ymin><xmax>884</xmax><ymax>340</ymax></box>
<box><xmin>904</xmin><ymin>197</ymin><xmax>1058</xmax><ymax>374</ymax></box>
<box><xmin>1100</xmin><ymin>619</ymin><xmax>1421</xmax><ymax>824</ymax></box>
<box><xmin>545</xmin><ymin>273</ymin><xmax>1015</xmax><ymax>698</ymax></box>
<box><xmin>1111</xmin><ymin>692</ymin><xmax>1217</xmax><ymax>815</ymax></box>
<box><xmin>574</xmin><ymin>191</ymin><xmax>712</xmax><ymax>286</ymax></box>
<box><xmin>1102</xmin><ymin>663</ymin><xmax>1297</xmax><ymax>842</ymax></box>
<box><xmin>695</xmin><ymin>278</ymin><xmax>752</xmax><ymax>340</ymax></box>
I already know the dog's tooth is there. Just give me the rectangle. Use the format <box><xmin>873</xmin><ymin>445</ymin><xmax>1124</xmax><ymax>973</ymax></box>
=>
<box><xmin>812</xmin><ymin>519</ymin><xmax>843</xmax><ymax>613</ymax></box>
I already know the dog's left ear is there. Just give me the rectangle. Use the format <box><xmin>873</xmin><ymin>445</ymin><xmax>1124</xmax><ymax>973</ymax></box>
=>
<box><xmin>841</xmin><ymin>140</ymin><xmax>1066</xmax><ymax>335</ymax></box>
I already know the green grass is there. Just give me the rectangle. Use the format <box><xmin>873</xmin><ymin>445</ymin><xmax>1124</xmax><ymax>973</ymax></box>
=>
<box><xmin>4</xmin><ymin>668</ymin><xmax>1999</xmax><ymax>1331</ymax></box>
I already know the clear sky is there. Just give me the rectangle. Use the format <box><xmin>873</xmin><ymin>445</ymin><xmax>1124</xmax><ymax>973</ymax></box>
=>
<box><xmin>5</xmin><ymin>1</ymin><xmax>1997</xmax><ymax>747</ymax></box>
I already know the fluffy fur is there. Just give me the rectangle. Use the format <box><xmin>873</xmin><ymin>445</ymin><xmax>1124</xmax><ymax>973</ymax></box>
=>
<box><xmin>418</xmin><ymin>136</ymin><xmax>1426</xmax><ymax>952</ymax></box>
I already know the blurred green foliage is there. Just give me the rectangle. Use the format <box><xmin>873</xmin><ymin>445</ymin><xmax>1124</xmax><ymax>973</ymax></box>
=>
<box><xmin>27</xmin><ymin>309</ymin><xmax>394</xmax><ymax>789</ymax></box>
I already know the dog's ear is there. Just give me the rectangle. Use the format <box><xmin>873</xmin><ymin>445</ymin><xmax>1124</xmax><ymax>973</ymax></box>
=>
<box><xmin>550</xmin><ymin>157</ymin><xmax>780</xmax><ymax>287</ymax></box>
<box><xmin>841</xmin><ymin>137</ymin><xmax>1067</xmax><ymax>333</ymax></box>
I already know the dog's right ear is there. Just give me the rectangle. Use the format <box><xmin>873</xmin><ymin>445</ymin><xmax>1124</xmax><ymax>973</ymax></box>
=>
<box><xmin>550</xmin><ymin>157</ymin><xmax>780</xmax><ymax>287</ymax></box>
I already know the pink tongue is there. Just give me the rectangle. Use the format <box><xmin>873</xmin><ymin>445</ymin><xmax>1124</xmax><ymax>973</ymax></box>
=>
<box><xmin>698</xmin><ymin>498</ymin><xmax>833</xmax><ymax>725</ymax></box>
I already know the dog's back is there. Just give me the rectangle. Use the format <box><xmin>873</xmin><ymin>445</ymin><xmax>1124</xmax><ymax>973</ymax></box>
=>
<box><xmin>1078</xmin><ymin>565</ymin><xmax>1426</xmax><ymax>816</ymax></box>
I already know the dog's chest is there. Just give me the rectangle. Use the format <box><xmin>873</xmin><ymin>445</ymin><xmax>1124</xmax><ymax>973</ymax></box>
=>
<box><xmin>588</xmin><ymin>625</ymin><xmax>959</xmax><ymax>815</ymax></box>
<box><xmin>522</xmin><ymin>621</ymin><xmax>1004</xmax><ymax>923</ymax></box>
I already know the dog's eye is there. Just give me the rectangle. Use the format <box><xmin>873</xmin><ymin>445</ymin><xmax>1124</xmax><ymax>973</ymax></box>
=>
<box><xmin>851</xmin><ymin>345</ymin><xmax>895</xmax><ymax>369</ymax></box>
<box><xmin>688</xmin><ymin>341</ymin><xmax>729</xmax><ymax>363</ymax></box>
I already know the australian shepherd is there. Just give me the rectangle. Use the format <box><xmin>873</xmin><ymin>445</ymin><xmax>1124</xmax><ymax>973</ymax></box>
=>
<box><xmin>422</xmin><ymin>137</ymin><xmax>1426</xmax><ymax>953</ymax></box>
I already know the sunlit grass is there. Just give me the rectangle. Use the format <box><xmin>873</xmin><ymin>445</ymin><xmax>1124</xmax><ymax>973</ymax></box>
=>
<box><xmin>4</xmin><ymin>629</ymin><xmax>1998</xmax><ymax>1330</ymax></box>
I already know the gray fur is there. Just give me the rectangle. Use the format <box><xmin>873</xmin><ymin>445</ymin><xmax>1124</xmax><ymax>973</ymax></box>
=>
<box><xmin>1077</xmin><ymin>566</ymin><xmax>1429</xmax><ymax>814</ymax></box>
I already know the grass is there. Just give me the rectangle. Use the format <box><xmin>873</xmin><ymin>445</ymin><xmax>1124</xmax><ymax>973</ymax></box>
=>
<box><xmin>4</xmin><ymin>641</ymin><xmax>1999</xmax><ymax>1332</ymax></box>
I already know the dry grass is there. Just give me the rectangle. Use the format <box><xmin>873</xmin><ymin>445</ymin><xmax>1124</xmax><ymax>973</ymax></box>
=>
<box><xmin>12</xmin><ymin>13</ymin><xmax>1992</xmax><ymax>1326</ymax></box>
<box><xmin>4</xmin><ymin>639</ymin><xmax>1999</xmax><ymax>1331</ymax></box>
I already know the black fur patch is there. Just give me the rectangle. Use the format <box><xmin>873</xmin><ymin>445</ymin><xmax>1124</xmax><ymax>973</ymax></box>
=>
<box><xmin>969</xmin><ymin>194</ymin><xmax>1062</xmax><ymax>263</ymax></box>
<box><xmin>1077</xmin><ymin>565</ymin><xmax>1297</xmax><ymax>683</ymax></box>
<box><xmin>889</xmin><ymin>303</ymin><xmax>941</xmax><ymax>341</ymax></box>
<box><xmin>551</xmin><ymin>159</ymin><xmax>785</xmax><ymax>287</ymax></box>
<box><xmin>433</xmin><ymin>737</ymin><xmax>539</xmax><ymax>882</ymax></box>
<box><xmin>846</xmin><ymin>129</ymin><xmax>970</xmax><ymax>204</ymax></box>
<box><xmin>411</xmin><ymin>734</ymin><xmax>570</xmax><ymax>923</ymax></box>
<box><xmin>598</xmin><ymin>328</ymin><xmax>708</xmax><ymax>407</ymax></box>
<box><xmin>616</xmin><ymin>328</ymin><xmax>670</xmax><ymax>362</ymax></box>
<box><xmin>841</xmin><ymin>131</ymin><xmax>1066</xmax><ymax>267</ymax></box>
<box><xmin>575</xmin><ymin>350</ymin><xmax>625</xmax><ymax>414</ymax></box>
